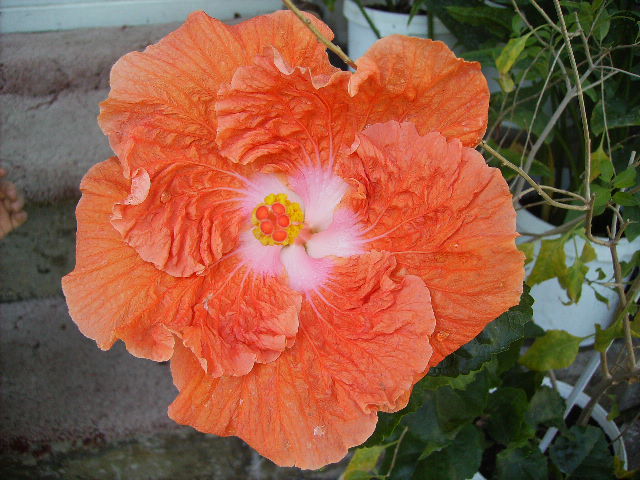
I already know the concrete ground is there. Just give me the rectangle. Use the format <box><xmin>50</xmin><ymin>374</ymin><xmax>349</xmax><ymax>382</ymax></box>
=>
<box><xmin>0</xmin><ymin>6</ymin><xmax>637</xmax><ymax>479</ymax></box>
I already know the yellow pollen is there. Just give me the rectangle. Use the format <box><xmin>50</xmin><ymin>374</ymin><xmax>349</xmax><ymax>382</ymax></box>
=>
<box><xmin>251</xmin><ymin>193</ymin><xmax>304</xmax><ymax>246</ymax></box>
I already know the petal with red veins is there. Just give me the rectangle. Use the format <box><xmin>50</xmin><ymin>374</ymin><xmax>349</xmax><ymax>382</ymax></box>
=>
<box><xmin>169</xmin><ymin>251</ymin><xmax>435</xmax><ymax>469</ymax></box>
<box><xmin>349</xmin><ymin>35</ymin><xmax>490</xmax><ymax>147</ymax></box>
<box><xmin>62</xmin><ymin>158</ymin><xmax>204</xmax><ymax>361</ymax></box>
<box><xmin>215</xmin><ymin>48</ymin><xmax>357</xmax><ymax>170</ymax></box>
<box><xmin>99</xmin><ymin>10</ymin><xmax>337</xmax><ymax>176</ymax></box>
<box><xmin>338</xmin><ymin>121</ymin><xmax>524</xmax><ymax>367</ymax></box>
<box><xmin>111</xmin><ymin>162</ymin><xmax>246</xmax><ymax>278</ymax></box>
<box><xmin>178</xmin><ymin>255</ymin><xmax>302</xmax><ymax>377</ymax></box>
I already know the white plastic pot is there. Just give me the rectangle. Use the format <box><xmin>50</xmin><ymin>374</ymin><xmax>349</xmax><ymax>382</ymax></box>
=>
<box><xmin>343</xmin><ymin>0</ymin><xmax>456</xmax><ymax>61</ymax></box>
<box><xmin>517</xmin><ymin>206</ymin><xmax>639</xmax><ymax>344</ymax></box>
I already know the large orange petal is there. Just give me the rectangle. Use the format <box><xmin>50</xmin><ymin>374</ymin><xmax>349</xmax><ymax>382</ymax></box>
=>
<box><xmin>99</xmin><ymin>10</ymin><xmax>337</xmax><ymax>177</ymax></box>
<box><xmin>349</xmin><ymin>35</ymin><xmax>489</xmax><ymax>147</ymax></box>
<box><xmin>62</xmin><ymin>158</ymin><xmax>204</xmax><ymax>361</ymax></box>
<box><xmin>111</xmin><ymin>161</ymin><xmax>246</xmax><ymax>278</ymax></box>
<box><xmin>338</xmin><ymin>121</ymin><xmax>524</xmax><ymax>367</ymax></box>
<box><xmin>215</xmin><ymin>48</ymin><xmax>358</xmax><ymax>170</ymax></box>
<box><xmin>178</xmin><ymin>254</ymin><xmax>302</xmax><ymax>377</ymax></box>
<box><xmin>168</xmin><ymin>251</ymin><xmax>435</xmax><ymax>468</ymax></box>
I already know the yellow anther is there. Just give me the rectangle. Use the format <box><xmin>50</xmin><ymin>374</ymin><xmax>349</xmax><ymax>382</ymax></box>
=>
<box><xmin>251</xmin><ymin>193</ymin><xmax>304</xmax><ymax>246</ymax></box>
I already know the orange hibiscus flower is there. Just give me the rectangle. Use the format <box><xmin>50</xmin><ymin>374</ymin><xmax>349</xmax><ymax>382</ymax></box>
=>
<box><xmin>62</xmin><ymin>10</ymin><xmax>524</xmax><ymax>469</ymax></box>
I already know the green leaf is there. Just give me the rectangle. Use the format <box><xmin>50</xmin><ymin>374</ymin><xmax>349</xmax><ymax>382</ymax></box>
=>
<box><xmin>445</xmin><ymin>5</ymin><xmax>513</xmax><ymax>34</ymax></box>
<box><xmin>558</xmin><ymin>257</ymin><xmax>589</xmax><ymax>303</ymax></box>
<box><xmin>525</xmin><ymin>386</ymin><xmax>565</xmax><ymax>428</ymax></box>
<box><xmin>621</xmin><ymin>250</ymin><xmax>640</xmax><ymax>278</ymax></box>
<box><xmin>593</xmin><ymin>289</ymin><xmax>611</xmax><ymax>307</ymax></box>
<box><xmin>518</xmin><ymin>242</ymin><xmax>535</xmax><ymax>265</ymax></box>
<box><xmin>413</xmin><ymin>425</ymin><xmax>483</xmax><ymax>480</ymax></box>
<box><xmin>430</xmin><ymin>287</ymin><xmax>533</xmax><ymax>376</ymax></box>
<box><xmin>549</xmin><ymin>425</ymin><xmax>614</xmax><ymax>478</ymax></box>
<box><xmin>403</xmin><ymin>368</ymin><xmax>491</xmax><ymax>452</ymax></box>
<box><xmin>623</xmin><ymin>205</ymin><xmax>640</xmax><ymax>241</ymax></box>
<box><xmin>344</xmin><ymin>446</ymin><xmax>385</xmax><ymax>480</ymax></box>
<box><xmin>590</xmin><ymin>144</ymin><xmax>614</xmax><ymax>182</ymax></box>
<box><xmin>591</xmin><ymin>99</ymin><xmax>640</xmax><ymax>136</ymax></box>
<box><xmin>364</xmin><ymin>411</ymin><xmax>403</xmax><ymax>447</ymax></box>
<box><xmin>590</xmin><ymin>183</ymin><xmax>612</xmax><ymax>215</ymax></box>
<box><xmin>499</xmin><ymin>72</ymin><xmax>516</xmax><ymax>93</ymax></box>
<box><xmin>613</xmin><ymin>167</ymin><xmax>637</xmax><ymax>189</ymax></box>
<box><xmin>613</xmin><ymin>191</ymin><xmax>640</xmax><ymax>207</ymax></box>
<box><xmin>528</xmin><ymin>237</ymin><xmax>567</xmax><ymax>285</ymax></box>
<box><xmin>519</xmin><ymin>330</ymin><xmax>583</xmax><ymax>371</ymax></box>
<box><xmin>614</xmin><ymin>455</ymin><xmax>639</xmax><ymax>478</ymax></box>
<box><xmin>496</xmin><ymin>444</ymin><xmax>549</xmax><ymax>480</ymax></box>
<box><xmin>595</xmin><ymin>317</ymin><xmax>640</xmax><ymax>353</ymax></box>
<box><xmin>496</xmin><ymin>33</ymin><xmax>532</xmax><ymax>74</ymax></box>
<box><xmin>580</xmin><ymin>242</ymin><xmax>597</xmax><ymax>263</ymax></box>
<box><xmin>486</xmin><ymin>387</ymin><xmax>533</xmax><ymax>445</ymax></box>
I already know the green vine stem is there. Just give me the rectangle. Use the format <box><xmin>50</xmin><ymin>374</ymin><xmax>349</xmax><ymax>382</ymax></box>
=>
<box><xmin>481</xmin><ymin>141</ymin><xmax>588</xmax><ymax>211</ymax></box>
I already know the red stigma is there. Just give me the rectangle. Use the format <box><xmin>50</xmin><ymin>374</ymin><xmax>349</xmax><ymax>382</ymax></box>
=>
<box><xmin>255</xmin><ymin>205</ymin><xmax>269</xmax><ymax>220</ymax></box>
<box><xmin>272</xmin><ymin>203</ymin><xmax>286</xmax><ymax>216</ymax></box>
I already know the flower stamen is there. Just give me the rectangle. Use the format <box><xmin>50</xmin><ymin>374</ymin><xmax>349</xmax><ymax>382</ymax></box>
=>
<box><xmin>252</xmin><ymin>193</ymin><xmax>304</xmax><ymax>246</ymax></box>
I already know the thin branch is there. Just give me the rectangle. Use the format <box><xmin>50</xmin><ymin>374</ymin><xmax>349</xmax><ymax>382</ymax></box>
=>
<box><xmin>282</xmin><ymin>0</ymin><xmax>357</xmax><ymax>69</ymax></box>
<box><xmin>483</xmin><ymin>141</ymin><xmax>588</xmax><ymax>211</ymax></box>
<box><xmin>553</xmin><ymin>0</ymin><xmax>592</xmax><ymax>201</ymax></box>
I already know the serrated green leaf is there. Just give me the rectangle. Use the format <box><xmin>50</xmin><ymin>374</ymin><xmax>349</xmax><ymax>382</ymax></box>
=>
<box><xmin>549</xmin><ymin>425</ymin><xmax>614</xmax><ymax>477</ymax></box>
<box><xmin>486</xmin><ymin>387</ymin><xmax>533</xmax><ymax>445</ymax></box>
<box><xmin>344</xmin><ymin>446</ymin><xmax>385</xmax><ymax>480</ymax></box>
<box><xmin>590</xmin><ymin>144</ymin><xmax>614</xmax><ymax>182</ymax></box>
<box><xmin>528</xmin><ymin>237</ymin><xmax>567</xmax><ymax>285</ymax></box>
<box><xmin>496</xmin><ymin>33</ymin><xmax>532</xmax><ymax>74</ymax></box>
<box><xmin>413</xmin><ymin>425</ymin><xmax>483</xmax><ymax>480</ymax></box>
<box><xmin>525</xmin><ymin>386</ymin><xmax>565</xmax><ymax>428</ymax></box>
<box><xmin>519</xmin><ymin>330</ymin><xmax>583</xmax><ymax>371</ymax></box>
<box><xmin>518</xmin><ymin>242</ymin><xmax>535</xmax><ymax>265</ymax></box>
<box><xmin>496</xmin><ymin>444</ymin><xmax>549</xmax><ymax>480</ymax></box>
<box><xmin>613</xmin><ymin>167</ymin><xmax>637</xmax><ymax>189</ymax></box>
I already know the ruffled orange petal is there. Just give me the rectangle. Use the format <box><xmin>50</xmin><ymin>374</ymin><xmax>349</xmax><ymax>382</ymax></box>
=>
<box><xmin>62</xmin><ymin>158</ymin><xmax>204</xmax><ymax>360</ymax></box>
<box><xmin>168</xmin><ymin>251</ymin><xmax>435</xmax><ymax>468</ymax></box>
<box><xmin>111</xmin><ymin>161</ymin><xmax>246</xmax><ymax>278</ymax></box>
<box><xmin>178</xmin><ymin>255</ymin><xmax>302</xmax><ymax>377</ymax></box>
<box><xmin>215</xmin><ymin>47</ymin><xmax>356</xmax><ymax>169</ymax></box>
<box><xmin>338</xmin><ymin>121</ymin><xmax>524</xmax><ymax>367</ymax></box>
<box><xmin>349</xmin><ymin>35</ymin><xmax>489</xmax><ymax>147</ymax></box>
<box><xmin>99</xmin><ymin>10</ymin><xmax>336</xmax><ymax>177</ymax></box>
